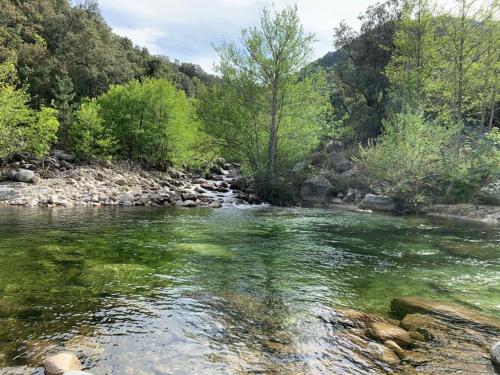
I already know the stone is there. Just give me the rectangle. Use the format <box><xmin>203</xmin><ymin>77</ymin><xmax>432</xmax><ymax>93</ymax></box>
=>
<box><xmin>43</xmin><ymin>352</ymin><xmax>82</xmax><ymax>375</ymax></box>
<box><xmin>209</xmin><ymin>201</ymin><xmax>222</xmax><ymax>208</ymax></box>
<box><xmin>15</xmin><ymin>169</ymin><xmax>35</xmax><ymax>183</ymax></box>
<box><xmin>408</xmin><ymin>330</ymin><xmax>426</xmax><ymax>342</ymax></box>
<box><xmin>300</xmin><ymin>175</ymin><xmax>333</xmax><ymax>205</ymax></box>
<box><xmin>369</xmin><ymin>322</ymin><xmax>412</xmax><ymax>347</ymax></box>
<box><xmin>31</xmin><ymin>175</ymin><xmax>42</xmax><ymax>185</ymax></box>
<box><xmin>230</xmin><ymin>176</ymin><xmax>248</xmax><ymax>190</ymax></box>
<box><xmin>291</xmin><ymin>161</ymin><xmax>306</xmax><ymax>173</ymax></box>
<box><xmin>359</xmin><ymin>194</ymin><xmax>395</xmax><ymax>212</ymax></box>
<box><xmin>367</xmin><ymin>342</ymin><xmax>400</xmax><ymax>365</ymax></box>
<box><xmin>182</xmin><ymin>200</ymin><xmax>197</xmax><ymax>207</ymax></box>
<box><xmin>478</xmin><ymin>181</ymin><xmax>500</xmax><ymax>205</ymax></box>
<box><xmin>383</xmin><ymin>340</ymin><xmax>405</xmax><ymax>358</ymax></box>
<box><xmin>491</xmin><ymin>342</ymin><xmax>500</xmax><ymax>367</ymax></box>
<box><xmin>328</xmin><ymin>152</ymin><xmax>352</xmax><ymax>173</ymax></box>
<box><xmin>113</xmin><ymin>176</ymin><xmax>127</xmax><ymax>186</ymax></box>
<box><xmin>391</xmin><ymin>297</ymin><xmax>500</xmax><ymax>333</ymax></box>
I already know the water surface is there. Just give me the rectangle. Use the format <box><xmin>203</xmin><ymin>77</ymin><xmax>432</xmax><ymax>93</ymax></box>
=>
<box><xmin>0</xmin><ymin>206</ymin><xmax>498</xmax><ymax>374</ymax></box>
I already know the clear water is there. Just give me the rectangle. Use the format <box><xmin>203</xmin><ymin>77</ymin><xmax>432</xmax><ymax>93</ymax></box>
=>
<box><xmin>0</xmin><ymin>206</ymin><xmax>498</xmax><ymax>374</ymax></box>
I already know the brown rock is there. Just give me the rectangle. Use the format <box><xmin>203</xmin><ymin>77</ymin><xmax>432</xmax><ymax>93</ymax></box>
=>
<box><xmin>391</xmin><ymin>297</ymin><xmax>500</xmax><ymax>333</ymax></box>
<box><xmin>369</xmin><ymin>322</ymin><xmax>412</xmax><ymax>348</ymax></box>
<box><xmin>384</xmin><ymin>340</ymin><xmax>406</xmax><ymax>358</ymax></box>
<box><xmin>367</xmin><ymin>342</ymin><xmax>400</xmax><ymax>365</ymax></box>
<box><xmin>43</xmin><ymin>352</ymin><xmax>82</xmax><ymax>375</ymax></box>
<box><xmin>408</xmin><ymin>330</ymin><xmax>426</xmax><ymax>342</ymax></box>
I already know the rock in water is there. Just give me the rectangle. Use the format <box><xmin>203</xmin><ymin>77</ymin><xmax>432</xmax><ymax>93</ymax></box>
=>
<box><xmin>367</xmin><ymin>342</ymin><xmax>400</xmax><ymax>365</ymax></box>
<box><xmin>491</xmin><ymin>342</ymin><xmax>500</xmax><ymax>367</ymax></box>
<box><xmin>300</xmin><ymin>175</ymin><xmax>333</xmax><ymax>205</ymax></box>
<box><xmin>358</xmin><ymin>194</ymin><xmax>395</xmax><ymax>212</ymax></box>
<box><xmin>369</xmin><ymin>321</ymin><xmax>412</xmax><ymax>348</ymax></box>
<box><xmin>391</xmin><ymin>297</ymin><xmax>500</xmax><ymax>332</ymax></box>
<box><xmin>43</xmin><ymin>352</ymin><xmax>82</xmax><ymax>375</ymax></box>
<box><xmin>15</xmin><ymin>169</ymin><xmax>35</xmax><ymax>183</ymax></box>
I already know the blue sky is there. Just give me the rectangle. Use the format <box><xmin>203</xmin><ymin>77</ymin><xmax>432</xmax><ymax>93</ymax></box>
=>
<box><xmin>98</xmin><ymin>0</ymin><xmax>382</xmax><ymax>73</ymax></box>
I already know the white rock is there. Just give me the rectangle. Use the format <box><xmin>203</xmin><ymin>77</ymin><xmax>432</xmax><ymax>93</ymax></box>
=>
<box><xmin>43</xmin><ymin>352</ymin><xmax>82</xmax><ymax>375</ymax></box>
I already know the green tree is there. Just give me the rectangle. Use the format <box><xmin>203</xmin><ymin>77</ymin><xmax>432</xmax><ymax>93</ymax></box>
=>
<box><xmin>98</xmin><ymin>78</ymin><xmax>201</xmax><ymax>167</ymax></box>
<box><xmin>201</xmin><ymin>6</ymin><xmax>328</xmax><ymax>201</ymax></box>
<box><xmin>69</xmin><ymin>98</ymin><xmax>115</xmax><ymax>161</ymax></box>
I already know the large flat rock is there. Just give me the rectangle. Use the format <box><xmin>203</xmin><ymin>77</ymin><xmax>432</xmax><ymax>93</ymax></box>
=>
<box><xmin>391</xmin><ymin>297</ymin><xmax>500</xmax><ymax>333</ymax></box>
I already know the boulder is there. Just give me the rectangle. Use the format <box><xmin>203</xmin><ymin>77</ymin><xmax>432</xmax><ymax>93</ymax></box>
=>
<box><xmin>230</xmin><ymin>176</ymin><xmax>248</xmax><ymax>191</ymax></box>
<box><xmin>391</xmin><ymin>297</ymin><xmax>500</xmax><ymax>333</ymax></box>
<box><xmin>209</xmin><ymin>200</ymin><xmax>222</xmax><ymax>208</ymax></box>
<box><xmin>182</xmin><ymin>200</ymin><xmax>197</xmax><ymax>207</ymax></box>
<box><xmin>383</xmin><ymin>340</ymin><xmax>405</xmax><ymax>359</ymax></box>
<box><xmin>358</xmin><ymin>194</ymin><xmax>395</xmax><ymax>212</ymax></box>
<box><xmin>328</xmin><ymin>152</ymin><xmax>352</xmax><ymax>173</ymax></box>
<box><xmin>300</xmin><ymin>175</ymin><xmax>333</xmax><ymax>205</ymax></box>
<box><xmin>491</xmin><ymin>342</ymin><xmax>500</xmax><ymax>367</ymax></box>
<box><xmin>478</xmin><ymin>181</ymin><xmax>500</xmax><ymax>205</ymax></box>
<box><xmin>369</xmin><ymin>321</ymin><xmax>412</xmax><ymax>348</ymax></box>
<box><xmin>15</xmin><ymin>169</ymin><xmax>35</xmax><ymax>183</ymax></box>
<box><xmin>43</xmin><ymin>352</ymin><xmax>82</xmax><ymax>375</ymax></box>
<box><xmin>367</xmin><ymin>342</ymin><xmax>399</xmax><ymax>365</ymax></box>
<box><xmin>291</xmin><ymin>161</ymin><xmax>306</xmax><ymax>173</ymax></box>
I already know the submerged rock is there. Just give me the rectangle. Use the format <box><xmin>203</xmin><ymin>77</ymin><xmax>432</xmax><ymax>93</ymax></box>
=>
<box><xmin>43</xmin><ymin>352</ymin><xmax>82</xmax><ymax>375</ymax></box>
<box><xmin>391</xmin><ymin>297</ymin><xmax>500</xmax><ymax>332</ymax></box>
<box><xmin>367</xmin><ymin>342</ymin><xmax>400</xmax><ymax>365</ymax></box>
<box><xmin>369</xmin><ymin>321</ymin><xmax>412</xmax><ymax>348</ymax></box>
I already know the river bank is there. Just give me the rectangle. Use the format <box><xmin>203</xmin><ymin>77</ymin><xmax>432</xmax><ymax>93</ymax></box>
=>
<box><xmin>0</xmin><ymin>152</ymin><xmax>260</xmax><ymax>209</ymax></box>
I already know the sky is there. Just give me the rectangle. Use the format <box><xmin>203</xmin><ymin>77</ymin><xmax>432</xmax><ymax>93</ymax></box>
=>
<box><xmin>98</xmin><ymin>0</ymin><xmax>384</xmax><ymax>73</ymax></box>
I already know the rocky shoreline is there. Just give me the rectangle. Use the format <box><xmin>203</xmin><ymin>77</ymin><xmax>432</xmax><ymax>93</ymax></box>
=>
<box><xmin>319</xmin><ymin>297</ymin><xmax>500</xmax><ymax>374</ymax></box>
<box><xmin>0</xmin><ymin>152</ymin><xmax>261</xmax><ymax>209</ymax></box>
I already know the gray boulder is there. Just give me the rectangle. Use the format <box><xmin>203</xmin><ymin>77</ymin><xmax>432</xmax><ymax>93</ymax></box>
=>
<box><xmin>491</xmin><ymin>342</ymin><xmax>500</xmax><ymax>367</ymax></box>
<box><xmin>15</xmin><ymin>169</ymin><xmax>35</xmax><ymax>183</ymax></box>
<box><xmin>478</xmin><ymin>181</ymin><xmax>500</xmax><ymax>205</ymax></box>
<box><xmin>328</xmin><ymin>153</ymin><xmax>352</xmax><ymax>173</ymax></box>
<box><xmin>291</xmin><ymin>161</ymin><xmax>306</xmax><ymax>173</ymax></box>
<box><xmin>230</xmin><ymin>176</ymin><xmax>248</xmax><ymax>190</ymax></box>
<box><xmin>359</xmin><ymin>194</ymin><xmax>395</xmax><ymax>212</ymax></box>
<box><xmin>301</xmin><ymin>175</ymin><xmax>333</xmax><ymax>205</ymax></box>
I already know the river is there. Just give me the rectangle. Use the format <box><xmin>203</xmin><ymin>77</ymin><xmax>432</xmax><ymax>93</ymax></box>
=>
<box><xmin>0</xmin><ymin>206</ymin><xmax>498</xmax><ymax>374</ymax></box>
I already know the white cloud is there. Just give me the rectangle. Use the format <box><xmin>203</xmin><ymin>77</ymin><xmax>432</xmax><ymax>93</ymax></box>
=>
<box><xmin>99</xmin><ymin>0</ymin><xmax>384</xmax><ymax>72</ymax></box>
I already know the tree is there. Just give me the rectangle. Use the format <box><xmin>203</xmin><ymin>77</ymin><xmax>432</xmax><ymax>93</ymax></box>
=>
<box><xmin>69</xmin><ymin>98</ymin><xmax>115</xmax><ymax>161</ymax></box>
<box><xmin>331</xmin><ymin>0</ymin><xmax>401</xmax><ymax>142</ymax></box>
<box><xmin>0</xmin><ymin>61</ymin><xmax>59</xmax><ymax>159</ymax></box>
<box><xmin>202</xmin><ymin>5</ymin><xmax>328</xmax><ymax>201</ymax></box>
<box><xmin>97</xmin><ymin>78</ymin><xmax>201</xmax><ymax>167</ymax></box>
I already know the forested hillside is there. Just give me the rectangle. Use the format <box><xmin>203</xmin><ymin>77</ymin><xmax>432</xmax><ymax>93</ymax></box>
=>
<box><xmin>0</xmin><ymin>0</ymin><xmax>499</xmax><ymax>210</ymax></box>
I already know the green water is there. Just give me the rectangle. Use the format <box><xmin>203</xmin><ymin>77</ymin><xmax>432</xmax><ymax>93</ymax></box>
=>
<box><xmin>0</xmin><ymin>206</ymin><xmax>498</xmax><ymax>374</ymax></box>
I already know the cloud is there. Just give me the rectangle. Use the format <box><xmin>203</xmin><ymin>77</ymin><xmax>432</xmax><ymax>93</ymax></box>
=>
<box><xmin>99</xmin><ymin>0</ymin><xmax>380</xmax><ymax>73</ymax></box>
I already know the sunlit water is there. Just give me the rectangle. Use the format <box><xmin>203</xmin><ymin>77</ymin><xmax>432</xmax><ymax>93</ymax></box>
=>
<box><xmin>0</xmin><ymin>206</ymin><xmax>498</xmax><ymax>374</ymax></box>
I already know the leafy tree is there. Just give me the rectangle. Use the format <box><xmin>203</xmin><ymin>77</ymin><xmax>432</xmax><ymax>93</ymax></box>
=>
<box><xmin>0</xmin><ymin>61</ymin><xmax>58</xmax><ymax>159</ymax></box>
<box><xmin>331</xmin><ymin>0</ymin><xmax>401</xmax><ymax>142</ymax></box>
<box><xmin>69</xmin><ymin>98</ymin><xmax>115</xmax><ymax>161</ymax></box>
<box><xmin>97</xmin><ymin>78</ymin><xmax>201</xmax><ymax>167</ymax></box>
<box><xmin>201</xmin><ymin>6</ymin><xmax>329</xmax><ymax>201</ymax></box>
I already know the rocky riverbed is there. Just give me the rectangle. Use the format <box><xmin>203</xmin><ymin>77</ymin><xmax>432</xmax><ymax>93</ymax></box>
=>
<box><xmin>0</xmin><ymin>152</ymin><xmax>261</xmax><ymax>209</ymax></box>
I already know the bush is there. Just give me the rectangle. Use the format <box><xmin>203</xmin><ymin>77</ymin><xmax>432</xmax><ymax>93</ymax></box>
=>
<box><xmin>359</xmin><ymin>112</ymin><xmax>499</xmax><ymax>211</ymax></box>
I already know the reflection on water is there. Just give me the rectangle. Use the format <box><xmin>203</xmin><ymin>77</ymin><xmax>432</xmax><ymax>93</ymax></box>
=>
<box><xmin>0</xmin><ymin>206</ymin><xmax>498</xmax><ymax>374</ymax></box>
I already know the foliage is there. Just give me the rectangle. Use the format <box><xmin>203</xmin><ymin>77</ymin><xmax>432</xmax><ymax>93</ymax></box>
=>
<box><xmin>69</xmin><ymin>78</ymin><xmax>202</xmax><ymax>167</ymax></box>
<box><xmin>201</xmin><ymin>6</ymin><xmax>329</xmax><ymax>203</ymax></box>
<box><xmin>0</xmin><ymin>61</ymin><xmax>59</xmax><ymax>159</ymax></box>
<box><xmin>69</xmin><ymin>99</ymin><xmax>115</xmax><ymax>161</ymax></box>
<box><xmin>329</xmin><ymin>0</ymin><xmax>401</xmax><ymax>142</ymax></box>
<box><xmin>359</xmin><ymin>112</ymin><xmax>499</xmax><ymax>211</ymax></box>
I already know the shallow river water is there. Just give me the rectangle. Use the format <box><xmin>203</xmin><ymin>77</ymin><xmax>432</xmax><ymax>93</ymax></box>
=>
<box><xmin>0</xmin><ymin>206</ymin><xmax>498</xmax><ymax>374</ymax></box>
